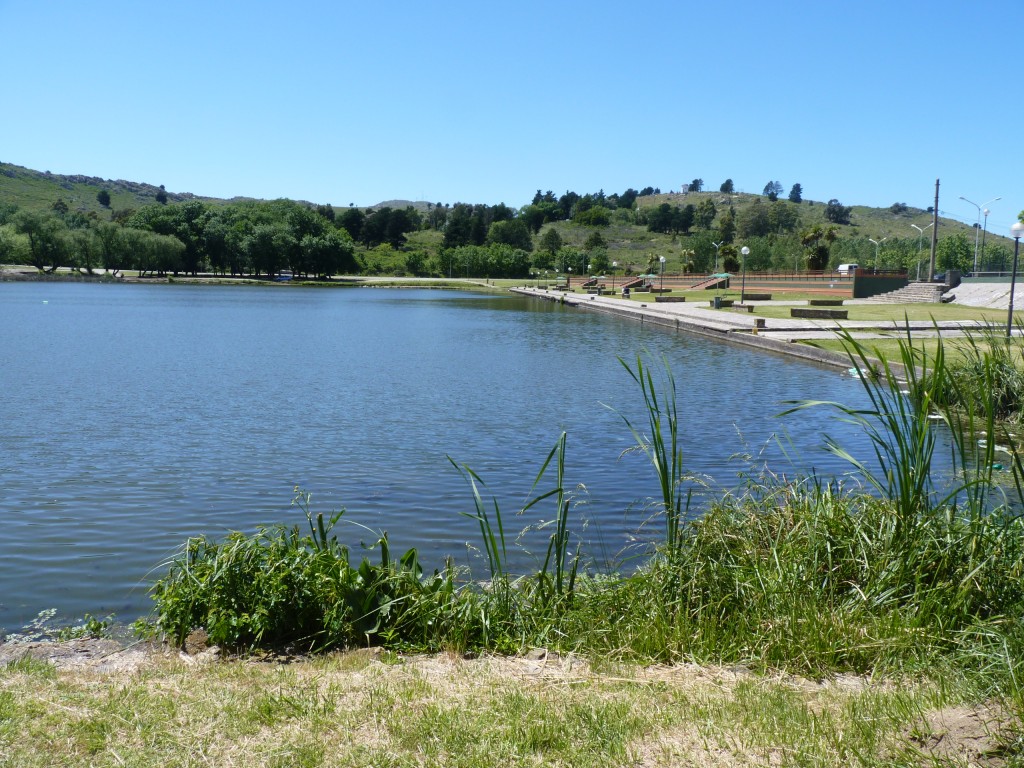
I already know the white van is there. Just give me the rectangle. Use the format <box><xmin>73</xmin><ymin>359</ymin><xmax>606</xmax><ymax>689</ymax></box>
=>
<box><xmin>837</xmin><ymin>263</ymin><xmax>859</xmax><ymax>275</ymax></box>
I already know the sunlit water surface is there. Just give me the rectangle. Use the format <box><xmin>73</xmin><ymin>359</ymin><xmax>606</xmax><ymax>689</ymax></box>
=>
<box><xmin>1</xmin><ymin>282</ymin><xmax>899</xmax><ymax>630</ymax></box>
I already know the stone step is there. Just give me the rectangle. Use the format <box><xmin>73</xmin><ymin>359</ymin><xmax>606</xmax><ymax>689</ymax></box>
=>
<box><xmin>862</xmin><ymin>282</ymin><xmax>949</xmax><ymax>303</ymax></box>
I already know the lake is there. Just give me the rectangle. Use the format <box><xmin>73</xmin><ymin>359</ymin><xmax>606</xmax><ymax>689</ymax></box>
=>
<box><xmin>1</xmin><ymin>282</ymin><xmax>879</xmax><ymax>632</ymax></box>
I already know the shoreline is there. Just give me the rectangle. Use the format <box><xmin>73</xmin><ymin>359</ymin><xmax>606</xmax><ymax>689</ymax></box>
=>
<box><xmin>510</xmin><ymin>286</ymin><xmax>885</xmax><ymax>374</ymax></box>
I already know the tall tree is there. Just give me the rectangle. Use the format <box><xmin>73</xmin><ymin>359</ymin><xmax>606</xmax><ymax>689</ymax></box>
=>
<box><xmin>689</xmin><ymin>178</ymin><xmax>704</xmax><ymax>192</ymax></box>
<box><xmin>617</xmin><ymin>188</ymin><xmax>638</xmax><ymax>209</ymax></box>
<box><xmin>720</xmin><ymin>179</ymin><xmax>734</xmax><ymax>193</ymax></box>
<box><xmin>737</xmin><ymin>200</ymin><xmax>771</xmax><ymax>238</ymax></box>
<box><xmin>339</xmin><ymin>207</ymin><xmax>365</xmax><ymax>241</ymax></box>
<box><xmin>486</xmin><ymin>219</ymin><xmax>533</xmax><ymax>251</ymax></box>
<box><xmin>442</xmin><ymin>204</ymin><xmax>474</xmax><ymax>249</ymax></box>
<box><xmin>539</xmin><ymin>227</ymin><xmax>562</xmax><ymax>255</ymax></box>
<box><xmin>763</xmin><ymin>181</ymin><xmax>783</xmax><ymax>201</ymax></box>
<box><xmin>717</xmin><ymin>206</ymin><xmax>736</xmax><ymax>244</ymax></box>
<box><xmin>825</xmin><ymin>199</ymin><xmax>853</xmax><ymax>225</ymax></box>
<box><xmin>13</xmin><ymin>211</ymin><xmax>67</xmax><ymax>272</ymax></box>
<box><xmin>936</xmin><ymin>232</ymin><xmax>973</xmax><ymax>273</ymax></box>
<box><xmin>788</xmin><ymin>183</ymin><xmax>803</xmax><ymax>203</ymax></box>
<box><xmin>800</xmin><ymin>225</ymin><xmax>838</xmax><ymax>270</ymax></box>
<box><xmin>696</xmin><ymin>198</ymin><xmax>717</xmax><ymax>230</ymax></box>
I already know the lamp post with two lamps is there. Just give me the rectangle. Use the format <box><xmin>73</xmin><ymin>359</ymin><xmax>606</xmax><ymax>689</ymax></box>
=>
<box><xmin>960</xmin><ymin>195</ymin><xmax>1001</xmax><ymax>274</ymax></box>
<box><xmin>911</xmin><ymin>224</ymin><xmax>933</xmax><ymax>280</ymax></box>
<box><xmin>868</xmin><ymin>237</ymin><xmax>887</xmax><ymax>272</ymax></box>
<box><xmin>1008</xmin><ymin>222</ymin><xmax>1024</xmax><ymax>338</ymax></box>
<box><xmin>981</xmin><ymin>209</ymin><xmax>992</xmax><ymax>272</ymax></box>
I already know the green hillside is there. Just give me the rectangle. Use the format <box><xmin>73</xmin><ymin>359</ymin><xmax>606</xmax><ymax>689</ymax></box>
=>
<box><xmin>0</xmin><ymin>162</ymin><xmax>236</xmax><ymax>216</ymax></box>
<box><xmin>0</xmin><ymin>160</ymin><xmax>1013</xmax><ymax>277</ymax></box>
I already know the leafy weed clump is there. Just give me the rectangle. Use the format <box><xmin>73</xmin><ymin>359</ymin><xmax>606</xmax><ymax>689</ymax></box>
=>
<box><xmin>149</xmin><ymin>490</ymin><xmax>478</xmax><ymax>652</ymax></box>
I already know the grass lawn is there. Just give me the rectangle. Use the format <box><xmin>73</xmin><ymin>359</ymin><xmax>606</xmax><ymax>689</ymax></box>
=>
<box><xmin>798</xmin><ymin>334</ymin><xmax>1020</xmax><ymax>366</ymax></box>
<box><xmin>750</xmin><ymin>303</ymin><xmax>1006</xmax><ymax>322</ymax></box>
<box><xmin>0</xmin><ymin>649</ymin><xmax>1012</xmax><ymax>767</ymax></box>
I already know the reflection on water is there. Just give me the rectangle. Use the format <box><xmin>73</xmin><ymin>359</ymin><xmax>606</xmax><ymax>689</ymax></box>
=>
<box><xmin>1</xmin><ymin>282</ymin><xmax>886</xmax><ymax>629</ymax></box>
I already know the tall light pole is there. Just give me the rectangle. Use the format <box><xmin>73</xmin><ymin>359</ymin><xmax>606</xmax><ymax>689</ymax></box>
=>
<box><xmin>740</xmin><ymin>246</ymin><xmax>750</xmax><ymax>300</ymax></box>
<box><xmin>659</xmin><ymin>255</ymin><xmax>666</xmax><ymax>292</ymax></box>
<box><xmin>980</xmin><ymin>209</ymin><xmax>991</xmax><ymax>272</ymax></box>
<box><xmin>712</xmin><ymin>241</ymin><xmax>722</xmax><ymax>273</ymax></box>
<box><xmin>1008</xmin><ymin>222</ymin><xmax>1024</xmax><ymax>338</ymax></box>
<box><xmin>960</xmin><ymin>195</ymin><xmax>1001</xmax><ymax>274</ymax></box>
<box><xmin>911</xmin><ymin>223</ymin><xmax>933</xmax><ymax>280</ymax></box>
<box><xmin>868</xmin><ymin>237</ymin><xmax>887</xmax><ymax>272</ymax></box>
<box><xmin>611</xmin><ymin>260</ymin><xmax>618</xmax><ymax>291</ymax></box>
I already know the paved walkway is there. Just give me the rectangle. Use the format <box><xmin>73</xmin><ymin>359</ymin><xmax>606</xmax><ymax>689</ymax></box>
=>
<box><xmin>510</xmin><ymin>287</ymin><xmax>1008</xmax><ymax>373</ymax></box>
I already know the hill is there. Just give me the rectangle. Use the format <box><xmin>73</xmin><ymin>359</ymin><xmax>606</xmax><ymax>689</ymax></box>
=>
<box><xmin>0</xmin><ymin>161</ymin><xmax>1012</xmax><ymax>276</ymax></box>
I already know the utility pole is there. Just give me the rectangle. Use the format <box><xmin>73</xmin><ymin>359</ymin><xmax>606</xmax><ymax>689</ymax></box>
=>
<box><xmin>928</xmin><ymin>179</ymin><xmax>940</xmax><ymax>281</ymax></box>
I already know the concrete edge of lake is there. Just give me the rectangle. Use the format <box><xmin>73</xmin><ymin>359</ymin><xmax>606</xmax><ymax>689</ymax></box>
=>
<box><xmin>510</xmin><ymin>287</ymin><xmax>909</xmax><ymax>377</ymax></box>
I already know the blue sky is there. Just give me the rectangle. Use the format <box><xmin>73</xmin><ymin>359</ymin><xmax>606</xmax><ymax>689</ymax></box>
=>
<box><xmin>2</xmin><ymin>0</ymin><xmax>1021</xmax><ymax>233</ymax></box>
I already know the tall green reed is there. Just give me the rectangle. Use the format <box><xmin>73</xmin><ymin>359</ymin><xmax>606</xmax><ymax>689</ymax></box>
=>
<box><xmin>450</xmin><ymin>431</ymin><xmax>581</xmax><ymax>610</ymax></box>
<box><xmin>614</xmin><ymin>355</ymin><xmax>688</xmax><ymax>553</ymax></box>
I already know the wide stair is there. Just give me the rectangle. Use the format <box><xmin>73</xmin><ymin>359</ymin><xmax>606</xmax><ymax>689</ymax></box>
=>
<box><xmin>861</xmin><ymin>281</ymin><xmax>951</xmax><ymax>304</ymax></box>
<box><xmin>688</xmin><ymin>275</ymin><xmax>730</xmax><ymax>291</ymax></box>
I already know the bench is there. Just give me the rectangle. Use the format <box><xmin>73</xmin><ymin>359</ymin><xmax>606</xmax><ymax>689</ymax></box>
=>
<box><xmin>648</xmin><ymin>287</ymin><xmax>672</xmax><ymax>294</ymax></box>
<box><xmin>808</xmin><ymin>298</ymin><xmax>845</xmax><ymax>306</ymax></box>
<box><xmin>740</xmin><ymin>293</ymin><xmax>771</xmax><ymax>301</ymax></box>
<box><xmin>586</xmin><ymin>288</ymin><xmax>602</xmax><ymax>295</ymax></box>
<box><xmin>710</xmin><ymin>298</ymin><xmax>734</xmax><ymax>308</ymax></box>
<box><xmin>654</xmin><ymin>295</ymin><xmax>687</xmax><ymax>303</ymax></box>
<box><xmin>790</xmin><ymin>307</ymin><xmax>848</xmax><ymax>319</ymax></box>
<box><xmin>731</xmin><ymin>304</ymin><xmax>755</xmax><ymax>313</ymax></box>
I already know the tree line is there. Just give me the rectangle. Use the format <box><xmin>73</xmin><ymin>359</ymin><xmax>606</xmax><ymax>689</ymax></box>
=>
<box><xmin>1</xmin><ymin>179</ymin><xmax>1005</xmax><ymax>280</ymax></box>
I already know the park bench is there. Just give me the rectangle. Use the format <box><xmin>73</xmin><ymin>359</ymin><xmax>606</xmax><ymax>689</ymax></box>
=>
<box><xmin>731</xmin><ymin>304</ymin><xmax>755</xmax><ymax>313</ymax></box>
<box><xmin>654</xmin><ymin>295</ymin><xmax>686</xmax><ymax>303</ymax></box>
<box><xmin>739</xmin><ymin>293</ymin><xmax>771</xmax><ymax>301</ymax></box>
<box><xmin>808</xmin><ymin>298</ymin><xmax>845</xmax><ymax>306</ymax></box>
<box><xmin>790</xmin><ymin>307</ymin><xmax>848</xmax><ymax>319</ymax></box>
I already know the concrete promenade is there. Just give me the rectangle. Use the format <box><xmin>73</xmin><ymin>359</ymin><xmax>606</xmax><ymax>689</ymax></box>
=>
<box><xmin>510</xmin><ymin>287</ymin><xmax>1003</xmax><ymax>373</ymax></box>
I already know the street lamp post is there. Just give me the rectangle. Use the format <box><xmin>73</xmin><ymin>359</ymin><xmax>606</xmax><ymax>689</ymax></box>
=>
<box><xmin>911</xmin><ymin>224</ymin><xmax>933</xmax><ymax>280</ymax></box>
<box><xmin>868</xmin><ymin>237</ymin><xmax>887</xmax><ymax>272</ymax></box>
<box><xmin>1008</xmin><ymin>222</ymin><xmax>1024</xmax><ymax>338</ymax></box>
<box><xmin>659</xmin><ymin>256</ymin><xmax>666</xmax><ymax>292</ymax></box>
<box><xmin>960</xmin><ymin>195</ymin><xmax>1001</xmax><ymax>274</ymax></box>
<box><xmin>981</xmin><ymin>209</ymin><xmax>991</xmax><ymax>272</ymax></box>
<box><xmin>740</xmin><ymin>246</ymin><xmax>750</xmax><ymax>300</ymax></box>
<box><xmin>612</xmin><ymin>260</ymin><xmax>618</xmax><ymax>291</ymax></box>
<box><xmin>712</xmin><ymin>241</ymin><xmax>722</xmax><ymax>273</ymax></box>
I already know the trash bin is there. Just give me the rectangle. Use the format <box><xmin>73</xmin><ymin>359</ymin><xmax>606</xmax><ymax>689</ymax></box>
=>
<box><xmin>713</xmin><ymin>296</ymin><xmax>722</xmax><ymax>309</ymax></box>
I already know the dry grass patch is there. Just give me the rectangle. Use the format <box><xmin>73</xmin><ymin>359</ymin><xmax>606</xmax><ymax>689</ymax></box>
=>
<box><xmin>2</xmin><ymin>644</ymin><xmax>1018</xmax><ymax>767</ymax></box>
